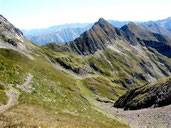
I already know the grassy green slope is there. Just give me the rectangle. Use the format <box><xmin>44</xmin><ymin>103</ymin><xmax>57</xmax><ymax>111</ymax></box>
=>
<box><xmin>0</xmin><ymin>83</ymin><xmax>8</xmax><ymax>105</ymax></box>
<box><xmin>0</xmin><ymin>17</ymin><xmax>170</xmax><ymax>127</ymax></box>
<box><xmin>0</xmin><ymin>47</ymin><xmax>128</xmax><ymax>128</ymax></box>
<box><xmin>44</xmin><ymin>40</ymin><xmax>171</xmax><ymax>88</ymax></box>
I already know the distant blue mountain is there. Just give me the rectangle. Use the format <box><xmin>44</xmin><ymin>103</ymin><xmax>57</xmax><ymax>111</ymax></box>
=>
<box><xmin>29</xmin><ymin>26</ymin><xmax>93</xmax><ymax>46</ymax></box>
<box><xmin>22</xmin><ymin>17</ymin><xmax>171</xmax><ymax>46</ymax></box>
<box><xmin>22</xmin><ymin>23</ymin><xmax>93</xmax><ymax>36</ymax></box>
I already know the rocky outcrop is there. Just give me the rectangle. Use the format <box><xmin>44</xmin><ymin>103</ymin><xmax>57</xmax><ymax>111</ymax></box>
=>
<box><xmin>78</xmin><ymin>65</ymin><xmax>91</xmax><ymax>74</ymax></box>
<box><xmin>143</xmin><ymin>40</ymin><xmax>171</xmax><ymax>58</ymax></box>
<box><xmin>7</xmin><ymin>39</ymin><xmax>17</xmax><ymax>47</ymax></box>
<box><xmin>0</xmin><ymin>15</ymin><xmax>24</xmax><ymax>39</ymax></box>
<box><xmin>114</xmin><ymin>78</ymin><xmax>171</xmax><ymax>110</ymax></box>
<box><xmin>55</xmin><ymin>57</ymin><xmax>91</xmax><ymax>74</ymax></box>
<box><xmin>67</xmin><ymin>18</ymin><xmax>126</xmax><ymax>55</ymax></box>
<box><xmin>0</xmin><ymin>14</ymin><xmax>36</xmax><ymax>60</ymax></box>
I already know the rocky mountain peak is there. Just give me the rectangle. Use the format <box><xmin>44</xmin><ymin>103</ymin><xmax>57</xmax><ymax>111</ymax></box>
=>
<box><xmin>121</xmin><ymin>21</ymin><xmax>154</xmax><ymax>39</ymax></box>
<box><xmin>0</xmin><ymin>14</ymin><xmax>8</xmax><ymax>22</ymax></box>
<box><xmin>0</xmin><ymin>15</ymin><xmax>35</xmax><ymax>59</ymax></box>
<box><xmin>67</xmin><ymin>18</ymin><xmax>126</xmax><ymax>55</ymax></box>
<box><xmin>93</xmin><ymin>18</ymin><xmax>115</xmax><ymax>29</ymax></box>
<box><xmin>127</xmin><ymin>22</ymin><xmax>137</xmax><ymax>26</ymax></box>
<box><xmin>0</xmin><ymin>14</ymin><xmax>24</xmax><ymax>39</ymax></box>
<box><xmin>122</xmin><ymin>22</ymin><xmax>140</xmax><ymax>31</ymax></box>
<box><xmin>95</xmin><ymin>18</ymin><xmax>107</xmax><ymax>25</ymax></box>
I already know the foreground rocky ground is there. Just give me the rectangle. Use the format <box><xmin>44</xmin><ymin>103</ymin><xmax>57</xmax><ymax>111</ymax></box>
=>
<box><xmin>95</xmin><ymin>98</ymin><xmax>171</xmax><ymax>128</ymax></box>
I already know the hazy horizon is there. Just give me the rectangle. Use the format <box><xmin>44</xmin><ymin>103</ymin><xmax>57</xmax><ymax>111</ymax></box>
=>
<box><xmin>0</xmin><ymin>0</ymin><xmax>171</xmax><ymax>29</ymax></box>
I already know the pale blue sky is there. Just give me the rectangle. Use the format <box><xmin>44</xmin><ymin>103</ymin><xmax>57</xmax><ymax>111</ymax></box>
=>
<box><xmin>0</xmin><ymin>0</ymin><xmax>171</xmax><ymax>29</ymax></box>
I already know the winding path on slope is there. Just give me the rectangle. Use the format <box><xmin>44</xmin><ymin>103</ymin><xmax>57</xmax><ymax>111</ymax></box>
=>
<box><xmin>0</xmin><ymin>73</ymin><xmax>33</xmax><ymax>114</ymax></box>
<box><xmin>0</xmin><ymin>88</ymin><xmax>19</xmax><ymax>114</ymax></box>
<box><xmin>16</xmin><ymin>73</ymin><xmax>33</xmax><ymax>93</ymax></box>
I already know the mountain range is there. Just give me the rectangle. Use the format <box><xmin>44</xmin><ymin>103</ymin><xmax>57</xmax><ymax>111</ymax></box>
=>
<box><xmin>22</xmin><ymin>17</ymin><xmax>171</xmax><ymax>46</ymax></box>
<box><xmin>0</xmin><ymin>14</ymin><xmax>171</xmax><ymax>128</ymax></box>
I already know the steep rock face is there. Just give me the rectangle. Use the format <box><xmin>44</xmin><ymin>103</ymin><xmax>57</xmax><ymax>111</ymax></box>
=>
<box><xmin>0</xmin><ymin>14</ymin><xmax>37</xmax><ymax>59</ymax></box>
<box><xmin>68</xmin><ymin>19</ymin><xmax>171</xmax><ymax>57</ymax></box>
<box><xmin>121</xmin><ymin>22</ymin><xmax>171</xmax><ymax>57</ymax></box>
<box><xmin>58</xmin><ymin>18</ymin><xmax>171</xmax><ymax>84</ymax></box>
<box><xmin>44</xmin><ymin>19</ymin><xmax>171</xmax><ymax>83</ymax></box>
<box><xmin>121</xmin><ymin>22</ymin><xmax>171</xmax><ymax>44</ymax></box>
<box><xmin>67</xmin><ymin>18</ymin><xmax>126</xmax><ymax>55</ymax></box>
<box><xmin>142</xmin><ymin>39</ymin><xmax>171</xmax><ymax>57</ymax></box>
<box><xmin>114</xmin><ymin>78</ymin><xmax>171</xmax><ymax>110</ymax></box>
<box><xmin>0</xmin><ymin>15</ymin><xmax>24</xmax><ymax>40</ymax></box>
